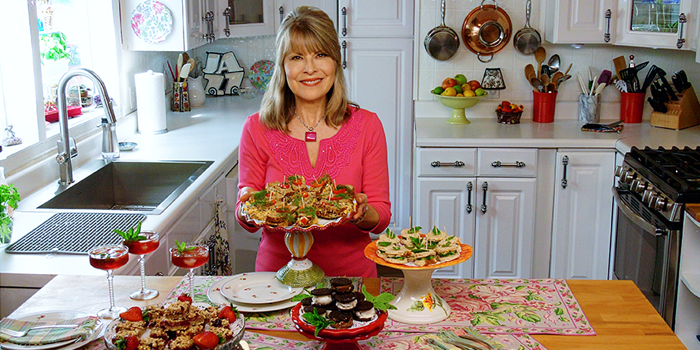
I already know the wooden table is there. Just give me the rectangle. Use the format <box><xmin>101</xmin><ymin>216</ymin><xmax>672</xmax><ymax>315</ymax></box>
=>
<box><xmin>8</xmin><ymin>276</ymin><xmax>686</xmax><ymax>349</ymax></box>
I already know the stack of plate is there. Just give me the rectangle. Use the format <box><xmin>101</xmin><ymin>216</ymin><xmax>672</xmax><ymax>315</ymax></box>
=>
<box><xmin>207</xmin><ymin>272</ymin><xmax>303</xmax><ymax>313</ymax></box>
<box><xmin>0</xmin><ymin>311</ymin><xmax>103</xmax><ymax>350</ymax></box>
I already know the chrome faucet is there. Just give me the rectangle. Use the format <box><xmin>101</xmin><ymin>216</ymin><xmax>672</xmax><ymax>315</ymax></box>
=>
<box><xmin>56</xmin><ymin>68</ymin><xmax>119</xmax><ymax>186</ymax></box>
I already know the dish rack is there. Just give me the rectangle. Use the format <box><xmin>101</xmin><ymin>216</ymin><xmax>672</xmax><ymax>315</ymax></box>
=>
<box><xmin>650</xmin><ymin>85</ymin><xmax>700</xmax><ymax>130</ymax></box>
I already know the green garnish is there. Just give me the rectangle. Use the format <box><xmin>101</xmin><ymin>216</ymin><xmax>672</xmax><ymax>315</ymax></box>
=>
<box><xmin>384</xmin><ymin>228</ymin><xmax>396</xmax><ymax>239</ymax></box>
<box><xmin>175</xmin><ymin>240</ymin><xmax>196</xmax><ymax>254</ymax></box>
<box><xmin>302</xmin><ymin>308</ymin><xmax>334</xmax><ymax>336</ymax></box>
<box><xmin>113</xmin><ymin>221</ymin><xmax>146</xmax><ymax>241</ymax></box>
<box><xmin>377</xmin><ymin>241</ymin><xmax>391</xmax><ymax>247</ymax></box>
<box><xmin>407</xmin><ymin>226</ymin><xmax>422</xmax><ymax>234</ymax></box>
<box><xmin>431</xmin><ymin>225</ymin><xmax>441</xmax><ymax>236</ymax></box>
<box><xmin>361</xmin><ymin>285</ymin><xmax>397</xmax><ymax>311</ymax></box>
<box><xmin>409</xmin><ymin>236</ymin><xmax>425</xmax><ymax>249</ymax></box>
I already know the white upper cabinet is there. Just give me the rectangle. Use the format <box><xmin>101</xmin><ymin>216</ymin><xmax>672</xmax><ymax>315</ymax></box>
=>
<box><xmin>545</xmin><ymin>0</ymin><xmax>694</xmax><ymax>50</ymax></box>
<box><xmin>337</xmin><ymin>0</ymin><xmax>413</xmax><ymax>38</ymax></box>
<box><xmin>216</xmin><ymin>0</ymin><xmax>275</xmax><ymax>39</ymax></box>
<box><xmin>274</xmin><ymin>1</ymin><xmax>337</xmax><ymax>32</ymax></box>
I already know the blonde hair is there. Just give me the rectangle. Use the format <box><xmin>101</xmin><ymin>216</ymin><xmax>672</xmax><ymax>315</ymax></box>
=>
<box><xmin>259</xmin><ymin>6</ymin><xmax>355</xmax><ymax>131</ymax></box>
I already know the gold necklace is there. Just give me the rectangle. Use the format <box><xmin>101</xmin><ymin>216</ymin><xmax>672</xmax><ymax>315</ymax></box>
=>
<box><xmin>295</xmin><ymin>111</ymin><xmax>323</xmax><ymax>142</ymax></box>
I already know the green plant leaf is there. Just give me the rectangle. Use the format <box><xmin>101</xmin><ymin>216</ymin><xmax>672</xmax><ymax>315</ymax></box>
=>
<box><xmin>361</xmin><ymin>285</ymin><xmax>397</xmax><ymax>311</ymax></box>
<box><xmin>302</xmin><ymin>309</ymin><xmax>333</xmax><ymax>337</ymax></box>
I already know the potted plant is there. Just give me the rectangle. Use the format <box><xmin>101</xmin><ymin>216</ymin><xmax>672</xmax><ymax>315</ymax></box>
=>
<box><xmin>0</xmin><ymin>184</ymin><xmax>21</xmax><ymax>245</ymax></box>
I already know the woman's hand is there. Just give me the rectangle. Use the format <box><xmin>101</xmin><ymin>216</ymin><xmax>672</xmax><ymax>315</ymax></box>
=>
<box><xmin>349</xmin><ymin>193</ymin><xmax>378</xmax><ymax>229</ymax></box>
<box><xmin>237</xmin><ymin>186</ymin><xmax>257</xmax><ymax>224</ymax></box>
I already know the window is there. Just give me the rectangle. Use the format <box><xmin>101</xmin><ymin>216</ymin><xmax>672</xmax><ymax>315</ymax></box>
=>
<box><xmin>0</xmin><ymin>0</ymin><xmax>121</xmax><ymax>169</ymax></box>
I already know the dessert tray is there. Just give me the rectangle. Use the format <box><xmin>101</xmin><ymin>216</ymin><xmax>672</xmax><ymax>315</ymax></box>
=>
<box><xmin>290</xmin><ymin>304</ymin><xmax>387</xmax><ymax>350</ymax></box>
<box><xmin>364</xmin><ymin>241</ymin><xmax>473</xmax><ymax>324</ymax></box>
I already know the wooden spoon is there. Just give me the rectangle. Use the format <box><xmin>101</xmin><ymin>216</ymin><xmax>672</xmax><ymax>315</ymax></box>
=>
<box><xmin>530</xmin><ymin>77</ymin><xmax>544</xmax><ymax>92</ymax></box>
<box><xmin>524</xmin><ymin>64</ymin><xmax>536</xmax><ymax>82</ymax></box>
<box><xmin>551</xmin><ymin>71</ymin><xmax>564</xmax><ymax>85</ymax></box>
<box><xmin>534</xmin><ymin>47</ymin><xmax>546</xmax><ymax>79</ymax></box>
<box><xmin>540</xmin><ymin>74</ymin><xmax>550</xmax><ymax>87</ymax></box>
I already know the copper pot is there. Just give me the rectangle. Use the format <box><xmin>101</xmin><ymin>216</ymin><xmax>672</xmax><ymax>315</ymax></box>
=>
<box><xmin>462</xmin><ymin>0</ymin><xmax>512</xmax><ymax>63</ymax></box>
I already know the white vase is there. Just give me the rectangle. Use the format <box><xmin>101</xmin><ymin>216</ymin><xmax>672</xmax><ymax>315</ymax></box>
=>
<box><xmin>189</xmin><ymin>76</ymin><xmax>206</xmax><ymax>107</ymax></box>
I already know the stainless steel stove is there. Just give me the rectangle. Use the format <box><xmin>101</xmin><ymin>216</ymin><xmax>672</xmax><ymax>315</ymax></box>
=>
<box><xmin>613</xmin><ymin>146</ymin><xmax>700</xmax><ymax>329</ymax></box>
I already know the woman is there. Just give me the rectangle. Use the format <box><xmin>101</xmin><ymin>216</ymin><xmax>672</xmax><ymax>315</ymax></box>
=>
<box><xmin>236</xmin><ymin>6</ymin><xmax>391</xmax><ymax>278</ymax></box>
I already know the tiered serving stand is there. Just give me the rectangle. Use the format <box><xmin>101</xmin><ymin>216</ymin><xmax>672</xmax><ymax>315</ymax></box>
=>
<box><xmin>290</xmin><ymin>304</ymin><xmax>388</xmax><ymax>350</ymax></box>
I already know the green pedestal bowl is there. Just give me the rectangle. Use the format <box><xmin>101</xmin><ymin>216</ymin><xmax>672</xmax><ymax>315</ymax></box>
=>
<box><xmin>434</xmin><ymin>94</ymin><xmax>485</xmax><ymax>124</ymax></box>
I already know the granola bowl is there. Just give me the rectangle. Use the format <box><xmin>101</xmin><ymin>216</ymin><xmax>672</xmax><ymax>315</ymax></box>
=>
<box><xmin>103</xmin><ymin>302</ymin><xmax>245</xmax><ymax>350</ymax></box>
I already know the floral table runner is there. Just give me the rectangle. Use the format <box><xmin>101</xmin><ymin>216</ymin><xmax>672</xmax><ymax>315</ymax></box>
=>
<box><xmin>381</xmin><ymin>278</ymin><xmax>596</xmax><ymax>336</ymax></box>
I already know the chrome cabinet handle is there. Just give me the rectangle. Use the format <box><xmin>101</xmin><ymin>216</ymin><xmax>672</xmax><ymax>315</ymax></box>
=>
<box><xmin>223</xmin><ymin>7</ymin><xmax>231</xmax><ymax>37</ymax></box>
<box><xmin>481</xmin><ymin>182</ymin><xmax>488</xmax><ymax>213</ymax></box>
<box><xmin>466</xmin><ymin>182</ymin><xmax>473</xmax><ymax>213</ymax></box>
<box><xmin>431</xmin><ymin>160</ymin><xmax>465</xmax><ymax>168</ymax></box>
<box><xmin>604</xmin><ymin>9</ymin><xmax>611</xmax><ymax>43</ymax></box>
<box><xmin>279</xmin><ymin>6</ymin><xmax>285</xmax><ymax>24</ymax></box>
<box><xmin>342</xmin><ymin>40</ymin><xmax>347</xmax><ymax>69</ymax></box>
<box><xmin>490</xmin><ymin>160</ymin><xmax>525</xmax><ymax>168</ymax></box>
<box><xmin>341</xmin><ymin>7</ymin><xmax>347</xmax><ymax>36</ymax></box>
<box><xmin>204</xmin><ymin>11</ymin><xmax>215</xmax><ymax>43</ymax></box>
<box><xmin>677</xmin><ymin>13</ymin><xmax>687</xmax><ymax>49</ymax></box>
<box><xmin>561</xmin><ymin>155</ymin><xmax>569</xmax><ymax>188</ymax></box>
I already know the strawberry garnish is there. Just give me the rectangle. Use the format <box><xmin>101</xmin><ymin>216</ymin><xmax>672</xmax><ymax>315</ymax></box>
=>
<box><xmin>177</xmin><ymin>293</ymin><xmax>193</xmax><ymax>303</ymax></box>
<box><xmin>218</xmin><ymin>305</ymin><xmax>237</xmax><ymax>323</ymax></box>
<box><xmin>119</xmin><ymin>307</ymin><xmax>143</xmax><ymax>322</ymax></box>
<box><xmin>115</xmin><ymin>335</ymin><xmax>139</xmax><ymax>350</ymax></box>
<box><xmin>193</xmin><ymin>331</ymin><xmax>221</xmax><ymax>349</ymax></box>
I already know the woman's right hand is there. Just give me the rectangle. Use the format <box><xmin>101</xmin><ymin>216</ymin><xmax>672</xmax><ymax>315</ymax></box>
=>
<box><xmin>237</xmin><ymin>186</ymin><xmax>257</xmax><ymax>224</ymax></box>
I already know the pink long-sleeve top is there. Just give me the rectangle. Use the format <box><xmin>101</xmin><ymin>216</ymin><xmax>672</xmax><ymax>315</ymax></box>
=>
<box><xmin>236</xmin><ymin>107</ymin><xmax>391</xmax><ymax>277</ymax></box>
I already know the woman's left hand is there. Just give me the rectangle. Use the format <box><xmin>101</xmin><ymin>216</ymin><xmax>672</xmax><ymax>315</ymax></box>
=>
<box><xmin>349</xmin><ymin>193</ymin><xmax>370</xmax><ymax>224</ymax></box>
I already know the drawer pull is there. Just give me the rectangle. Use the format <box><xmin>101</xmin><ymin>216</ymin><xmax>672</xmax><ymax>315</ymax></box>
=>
<box><xmin>431</xmin><ymin>160</ymin><xmax>465</xmax><ymax>168</ymax></box>
<box><xmin>491</xmin><ymin>160</ymin><xmax>525</xmax><ymax>168</ymax></box>
<box><xmin>342</xmin><ymin>41</ymin><xmax>347</xmax><ymax>69</ymax></box>
<box><xmin>561</xmin><ymin>155</ymin><xmax>569</xmax><ymax>188</ymax></box>
<box><xmin>341</xmin><ymin>7</ymin><xmax>347</xmax><ymax>36</ymax></box>
<box><xmin>481</xmin><ymin>182</ymin><xmax>488</xmax><ymax>214</ymax></box>
<box><xmin>466</xmin><ymin>182</ymin><xmax>473</xmax><ymax>213</ymax></box>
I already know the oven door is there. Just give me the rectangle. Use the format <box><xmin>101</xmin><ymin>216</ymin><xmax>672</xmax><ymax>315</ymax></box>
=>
<box><xmin>612</xmin><ymin>187</ymin><xmax>681</xmax><ymax>328</ymax></box>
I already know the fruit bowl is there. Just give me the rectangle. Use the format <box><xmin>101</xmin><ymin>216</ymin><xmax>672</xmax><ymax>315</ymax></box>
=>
<box><xmin>496</xmin><ymin>110</ymin><xmax>523</xmax><ymax>124</ymax></box>
<box><xmin>434</xmin><ymin>93</ymin><xmax>486</xmax><ymax>124</ymax></box>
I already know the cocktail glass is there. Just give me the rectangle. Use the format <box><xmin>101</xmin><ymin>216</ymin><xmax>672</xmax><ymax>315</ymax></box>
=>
<box><xmin>170</xmin><ymin>244</ymin><xmax>209</xmax><ymax>300</ymax></box>
<box><xmin>88</xmin><ymin>244</ymin><xmax>129</xmax><ymax>319</ymax></box>
<box><xmin>123</xmin><ymin>231</ymin><xmax>160</xmax><ymax>300</ymax></box>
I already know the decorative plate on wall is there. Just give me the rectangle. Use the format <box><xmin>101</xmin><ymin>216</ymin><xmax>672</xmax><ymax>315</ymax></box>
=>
<box><xmin>131</xmin><ymin>0</ymin><xmax>173</xmax><ymax>44</ymax></box>
<box><xmin>249</xmin><ymin>60</ymin><xmax>274</xmax><ymax>91</ymax></box>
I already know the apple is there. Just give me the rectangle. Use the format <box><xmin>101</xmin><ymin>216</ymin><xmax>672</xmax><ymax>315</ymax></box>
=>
<box><xmin>474</xmin><ymin>88</ymin><xmax>486</xmax><ymax>96</ymax></box>
<box><xmin>454</xmin><ymin>74</ymin><xmax>468</xmax><ymax>86</ymax></box>
<box><xmin>468</xmin><ymin>80</ymin><xmax>481</xmax><ymax>91</ymax></box>
<box><xmin>442</xmin><ymin>78</ymin><xmax>457</xmax><ymax>89</ymax></box>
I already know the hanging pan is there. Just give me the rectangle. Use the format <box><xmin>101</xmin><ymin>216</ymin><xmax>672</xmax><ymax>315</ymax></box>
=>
<box><xmin>513</xmin><ymin>0</ymin><xmax>541</xmax><ymax>55</ymax></box>
<box><xmin>462</xmin><ymin>0</ymin><xmax>512</xmax><ymax>63</ymax></box>
<box><xmin>424</xmin><ymin>0</ymin><xmax>460</xmax><ymax>61</ymax></box>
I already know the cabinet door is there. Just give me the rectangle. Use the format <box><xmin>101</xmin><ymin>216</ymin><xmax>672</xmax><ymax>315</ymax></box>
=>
<box><xmin>343</xmin><ymin>38</ymin><xmax>413</xmax><ymax>231</ymax></box>
<box><xmin>415</xmin><ymin>178</ymin><xmax>476</xmax><ymax>279</ymax></box>
<box><xmin>474</xmin><ymin>178</ymin><xmax>536</xmax><ymax>279</ymax></box>
<box><xmin>616</xmin><ymin>0</ymin><xmax>694</xmax><ymax>50</ymax></box>
<box><xmin>216</xmin><ymin>0</ymin><xmax>274</xmax><ymax>39</ymax></box>
<box><xmin>551</xmin><ymin>151</ymin><xmax>615</xmax><ymax>279</ymax></box>
<box><xmin>274</xmin><ymin>0</ymin><xmax>337</xmax><ymax>31</ymax></box>
<box><xmin>544</xmin><ymin>0</ymin><xmax>615</xmax><ymax>44</ymax></box>
<box><xmin>337</xmin><ymin>0</ymin><xmax>413</xmax><ymax>38</ymax></box>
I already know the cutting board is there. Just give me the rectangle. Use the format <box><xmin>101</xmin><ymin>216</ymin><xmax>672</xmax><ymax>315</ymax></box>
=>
<box><xmin>686</xmin><ymin>204</ymin><xmax>700</xmax><ymax>222</ymax></box>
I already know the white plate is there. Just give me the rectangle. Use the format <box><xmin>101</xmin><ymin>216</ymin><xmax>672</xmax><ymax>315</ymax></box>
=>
<box><xmin>207</xmin><ymin>278</ymin><xmax>299</xmax><ymax>313</ymax></box>
<box><xmin>219</xmin><ymin>272</ymin><xmax>303</xmax><ymax>304</ymax></box>
<box><xmin>0</xmin><ymin>311</ymin><xmax>103</xmax><ymax>350</ymax></box>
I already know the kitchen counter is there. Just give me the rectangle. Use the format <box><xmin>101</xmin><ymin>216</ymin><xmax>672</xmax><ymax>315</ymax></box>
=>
<box><xmin>9</xmin><ymin>275</ymin><xmax>686</xmax><ymax>350</ymax></box>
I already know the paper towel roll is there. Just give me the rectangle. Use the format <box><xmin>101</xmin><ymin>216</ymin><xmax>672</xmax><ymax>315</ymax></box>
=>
<box><xmin>134</xmin><ymin>70</ymin><xmax>167</xmax><ymax>134</ymax></box>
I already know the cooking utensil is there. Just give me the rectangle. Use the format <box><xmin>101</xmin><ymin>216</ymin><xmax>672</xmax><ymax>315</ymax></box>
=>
<box><xmin>613</xmin><ymin>56</ymin><xmax>627</xmax><ymax>77</ymax></box>
<box><xmin>641</xmin><ymin>65</ymin><xmax>659</xmax><ymax>93</ymax></box>
<box><xmin>655</xmin><ymin>67</ymin><xmax>678</xmax><ymax>101</ymax></box>
<box><xmin>677</xmin><ymin>70</ymin><xmax>690</xmax><ymax>90</ymax></box>
<box><xmin>577</xmin><ymin>72</ymin><xmax>588</xmax><ymax>95</ymax></box>
<box><xmin>540</xmin><ymin>73</ymin><xmax>550</xmax><ymax>87</ymax></box>
<box><xmin>524</xmin><ymin>64</ymin><xmax>536</xmax><ymax>82</ymax></box>
<box><xmin>546</xmin><ymin>82</ymin><xmax>556</xmax><ymax>93</ymax></box>
<box><xmin>598</xmin><ymin>70</ymin><xmax>612</xmax><ymax>85</ymax></box>
<box><xmin>548</xmin><ymin>54</ymin><xmax>561</xmax><ymax>73</ymax></box>
<box><xmin>595</xmin><ymin>82</ymin><xmax>606</xmax><ymax>96</ymax></box>
<box><xmin>534</xmin><ymin>46</ymin><xmax>546</xmax><ymax>79</ymax></box>
<box><xmin>176</xmin><ymin>54</ymin><xmax>183</xmax><ymax>81</ymax></box>
<box><xmin>513</xmin><ymin>0</ymin><xmax>540</xmax><ymax>55</ymax></box>
<box><xmin>424</xmin><ymin>0</ymin><xmax>460</xmax><ymax>61</ymax></box>
<box><xmin>615</xmin><ymin>79</ymin><xmax>628</xmax><ymax>92</ymax></box>
<box><xmin>589</xmin><ymin>75</ymin><xmax>598</xmax><ymax>96</ymax></box>
<box><xmin>0</xmin><ymin>325</ymin><xmax>79</xmax><ymax>338</ymax></box>
<box><xmin>530</xmin><ymin>77</ymin><xmax>543</xmax><ymax>92</ymax></box>
<box><xmin>648</xmin><ymin>97</ymin><xmax>668</xmax><ymax>113</ymax></box>
<box><xmin>179</xmin><ymin>63</ymin><xmax>191</xmax><ymax>81</ymax></box>
<box><xmin>672</xmin><ymin>74</ymin><xmax>684</xmax><ymax>94</ymax></box>
<box><xmin>564</xmin><ymin>63</ymin><xmax>573</xmax><ymax>75</ymax></box>
<box><xmin>461</xmin><ymin>0</ymin><xmax>512</xmax><ymax>63</ymax></box>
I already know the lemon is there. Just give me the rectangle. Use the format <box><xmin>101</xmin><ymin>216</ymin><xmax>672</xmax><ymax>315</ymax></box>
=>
<box><xmin>432</xmin><ymin>86</ymin><xmax>444</xmax><ymax>95</ymax></box>
<box><xmin>463</xmin><ymin>89</ymin><xmax>476</xmax><ymax>97</ymax></box>
<box><xmin>456</xmin><ymin>93</ymin><xmax>464</xmax><ymax>97</ymax></box>
<box><xmin>453</xmin><ymin>84</ymin><xmax>463</xmax><ymax>94</ymax></box>
<box><xmin>462</xmin><ymin>84</ymin><xmax>471</xmax><ymax>92</ymax></box>
<box><xmin>443</xmin><ymin>87</ymin><xmax>457</xmax><ymax>96</ymax></box>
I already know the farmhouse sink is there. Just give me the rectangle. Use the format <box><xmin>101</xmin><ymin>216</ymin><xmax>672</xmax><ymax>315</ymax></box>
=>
<box><xmin>37</xmin><ymin>160</ymin><xmax>213</xmax><ymax>214</ymax></box>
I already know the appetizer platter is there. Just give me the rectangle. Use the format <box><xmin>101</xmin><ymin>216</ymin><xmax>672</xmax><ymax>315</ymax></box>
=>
<box><xmin>364</xmin><ymin>225</ymin><xmax>473</xmax><ymax>324</ymax></box>
<box><xmin>242</xmin><ymin>174</ymin><xmax>357</xmax><ymax>232</ymax></box>
<box><xmin>103</xmin><ymin>295</ymin><xmax>244</xmax><ymax>350</ymax></box>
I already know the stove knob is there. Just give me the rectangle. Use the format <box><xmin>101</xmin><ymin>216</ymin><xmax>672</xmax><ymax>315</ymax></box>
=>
<box><xmin>636</xmin><ymin>181</ymin><xmax>648</xmax><ymax>193</ymax></box>
<box><xmin>631</xmin><ymin>179</ymin><xmax>641</xmax><ymax>192</ymax></box>
<box><xmin>642</xmin><ymin>190</ymin><xmax>655</xmax><ymax>205</ymax></box>
<box><xmin>654</xmin><ymin>196</ymin><xmax>668</xmax><ymax>211</ymax></box>
<box><xmin>619</xmin><ymin>171</ymin><xmax>634</xmax><ymax>184</ymax></box>
<box><xmin>615</xmin><ymin>165</ymin><xmax>623</xmax><ymax>177</ymax></box>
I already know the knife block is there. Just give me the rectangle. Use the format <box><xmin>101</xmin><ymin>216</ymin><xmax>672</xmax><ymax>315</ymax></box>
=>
<box><xmin>650</xmin><ymin>85</ymin><xmax>700</xmax><ymax>130</ymax></box>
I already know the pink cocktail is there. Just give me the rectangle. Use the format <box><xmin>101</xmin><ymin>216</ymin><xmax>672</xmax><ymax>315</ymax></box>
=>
<box><xmin>123</xmin><ymin>231</ymin><xmax>160</xmax><ymax>300</ymax></box>
<box><xmin>170</xmin><ymin>244</ymin><xmax>209</xmax><ymax>300</ymax></box>
<box><xmin>89</xmin><ymin>245</ymin><xmax>129</xmax><ymax>319</ymax></box>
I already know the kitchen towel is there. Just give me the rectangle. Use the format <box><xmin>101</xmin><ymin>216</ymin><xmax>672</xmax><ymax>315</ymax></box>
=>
<box><xmin>0</xmin><ymin>316</ymin><xmax>99</xmax><ymax>345</ymax></box>
<box><xmin>134</xmin><ymin>70</ymin><xmax>167</xmax><ymax>134</ymax></box>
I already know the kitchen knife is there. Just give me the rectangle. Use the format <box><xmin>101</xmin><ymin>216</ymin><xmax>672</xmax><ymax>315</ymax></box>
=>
<box><xmin>656</xmin><ymin>68</ymin><xmax>679</xmax><ymax>101</ymax></box>
<box><xmin>672</xmin><ymin>74</ymin><xmax>685</xmax><ymax>94</ymax></box>
<box><xmin>677</xmin><ymin>70</ymin><xmax>691</xmax><ymax>90</ymax></box>
<box><xmin>640</xmin><ymin>65</ymin><xmax>658</xmax><ymax>93</ymax></box>
<box><xmin>647</xmin><ymin>97</ymin><xmax>667</xmax><ymax>113</ymax></box>
<box><xmin>651</xmin><ymin>81</ymin><xmax>669</xmax><ymax>104</ymax></box>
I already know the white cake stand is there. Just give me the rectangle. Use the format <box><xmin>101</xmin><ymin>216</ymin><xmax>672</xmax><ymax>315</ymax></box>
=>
<box><xmin>364</xmin><ymin>242</ymin><xmax>473</xmax><ymax>324</ymax></box>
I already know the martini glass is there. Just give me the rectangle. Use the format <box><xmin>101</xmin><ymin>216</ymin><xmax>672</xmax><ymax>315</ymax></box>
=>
<box><xmin>88</xmin><ymin>244</ymin><xmax>129</xmax><ymax>319</ymax></box>
<box><xmin>123</xmin><ymin>231</ymin><xmax>160</xmax><ymax>300</ymax></box>
<box><xmin>170</xmin><ymin>244</ymin><xmax>209</xmax><ymax>300</ymax></box>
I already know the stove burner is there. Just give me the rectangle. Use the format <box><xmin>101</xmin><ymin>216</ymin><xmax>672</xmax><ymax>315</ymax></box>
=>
<box><xmin>629</xmin><ymin>146</ymin><xmax>700</xmax><ymax>202</ymax></box>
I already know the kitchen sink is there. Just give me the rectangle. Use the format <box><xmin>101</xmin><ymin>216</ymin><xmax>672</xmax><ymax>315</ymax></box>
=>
<box><xmin>37</xmin><ymin>160</ymin><xmax>213</xmax><ymax>214</ymax></box>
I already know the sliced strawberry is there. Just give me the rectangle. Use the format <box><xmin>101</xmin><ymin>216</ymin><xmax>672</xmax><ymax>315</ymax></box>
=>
<box><xmin>177</xmin><ymin>294</ymin><xmax>193</xmax><ymax>303</ymax></box>
<box><xmin>193</xmin><ymin>331</ymin><xmax>220</xmax><ymax>349</ymax></box>
<box><xmin>218</xmin><ymin>305</ymin><xmax>237</xmax><ymax>323</ymax></box>
<box><xmin>119</xmin><ymin>307</ymin><xmax>143</xmax><ymax>322</ymax></box>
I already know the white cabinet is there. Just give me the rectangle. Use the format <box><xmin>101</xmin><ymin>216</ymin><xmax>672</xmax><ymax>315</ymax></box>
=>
<box><xmin>675</xmin><ymin>213</ymin><xmax>700</xmax><ymax>350</ymax></box>
<box><xmin>120</xmin><ymin>0</ymin><xmax>212</xmax><ymax>51</ymax></box>
<box><xmin>340</xmin><ymin>0</ymin><xmax>413</xmax><ymax>232</ymax></box>
<box><xmin>415</xmin><ymin>148</ymin><xmax>538</xmax><ymax>279</ymax></box>
<box><xmin>544</xmin><ymin>0</ymin><xmax>695</xmax><ymax>50</ymax></box>
<box><xmin>225</xmin><ymin>161</ymin><xmax>262</xmax><ymax>274</ymax></box>
<box><xmin>217</xmin><ymin>0</ymin><xmax>275</xmax><ymax>39</ymax></box>
<box><xmin>550</xmin><ymin>150</ymin><xmax>616</xmax><ymax>280</ymax></box>
<box><xmin>274</xmin><ymin>0</ymin><xmax>337</xmax><ymax>31</ymax></box>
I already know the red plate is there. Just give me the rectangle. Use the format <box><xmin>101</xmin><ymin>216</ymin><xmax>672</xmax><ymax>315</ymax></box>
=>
<box><xmin>290</xmin><ymin>303</ymin><xmax>387</xmax><ymax>341</ymax></box>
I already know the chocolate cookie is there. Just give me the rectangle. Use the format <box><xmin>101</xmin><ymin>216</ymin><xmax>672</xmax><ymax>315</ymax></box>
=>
<box><xmin>334</xmin><ymin>292</ymin><xmax>358</xmax><ymax>311</ymax></box>
<box><xmin>329</xmin><ymin>310</ymin><xmax>353</xmax><ymax>329</ymax></box>
<box><xmin>330</xmin><ymin>277</ymin><xmax>354</xmax><ymax>293</ymax></box>
<box><xmin>353</xmin><ymin>300</ymin><xmax>376</xmax><ymax>321</ymax></box>
<box><xmin>310</xmin><ymin>288</ymin><xmax>333</xmax><ymax>306</ymax></box>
